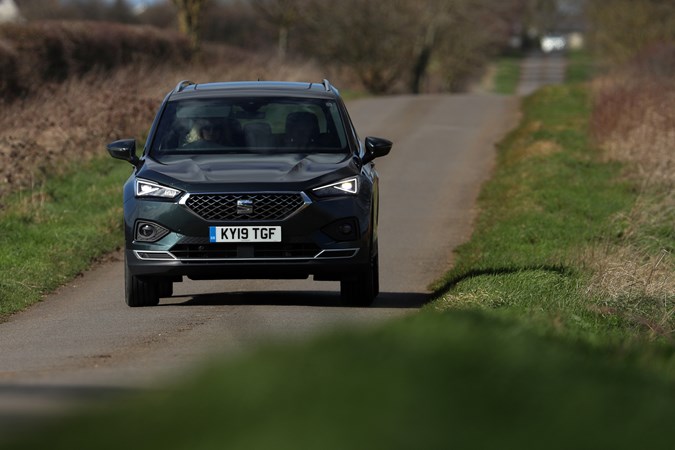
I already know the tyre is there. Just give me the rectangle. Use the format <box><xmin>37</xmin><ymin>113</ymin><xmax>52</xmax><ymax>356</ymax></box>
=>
<box><xmin>372</xmin><ymin>248</ymin><xmax>380</xmax><ymax>298</ymax></box>
<box><xmin>340</xmin><ymin>244</ymin><xmax>379</xmax><ymax>307</ymax></box>
<box><xmin>124</xmin><ymin>256</ymin><xmax>160</xmax><ymax>307</ymax></box>
<box><xmin>158</xmin><ymin>279</ymin><xmax>173</xmax><ymax>298</ymax></box>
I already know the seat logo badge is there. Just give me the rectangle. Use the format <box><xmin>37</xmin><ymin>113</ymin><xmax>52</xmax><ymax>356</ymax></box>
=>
<box><xmin>236</xmin><ymin>199</ymin><xmax>254</xmax><ymax>215</ymax></box>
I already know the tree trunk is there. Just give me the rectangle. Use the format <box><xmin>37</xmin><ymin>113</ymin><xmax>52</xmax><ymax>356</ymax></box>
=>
<box><xmin>410</xmin><ymin>20</ymin><xmax>438</xmax><ymax>94</ymax></box>
<box><xmin>172</xmin><ymin>0</ymin><xmax>206</xmax><ymax>53</ymax></box>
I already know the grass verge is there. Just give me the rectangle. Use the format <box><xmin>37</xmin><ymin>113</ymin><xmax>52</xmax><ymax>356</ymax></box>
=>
<box><xmin>491</xmin><ymin>56</ymin><xmax>521</xmax><ymax>94</ymax></box>
<box><xmin>565</xmin><ymin>49</ymin><xmax>594</xmax><ymax>83</ymax></box>
<box><xmin>430</xmin><ymin>84</ymin><xmax>638</xmax><ymax>342</ymax></box>
<box><xmin>430</xmin><ymin>50</ymin><xmax>674</xmax><ymax>358</ymax></box>
<box><xmin>0</xmin><ymin>157</ymin><xmax>129</xmax><ymax>318</ymax></box>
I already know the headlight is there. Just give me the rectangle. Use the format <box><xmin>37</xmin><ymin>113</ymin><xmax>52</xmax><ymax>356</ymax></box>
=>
<box><xmin>312</xmin><ymin>177</ymin><xmax>359</xmax><ymax>197</ymax></box>
<box><xmin>135</xmin><ymin>179</ymin><xmax>181</xmax><ymax>199</ymax></box>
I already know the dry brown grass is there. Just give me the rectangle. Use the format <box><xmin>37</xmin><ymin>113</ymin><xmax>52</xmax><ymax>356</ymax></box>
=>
<box><xmin>584</xmin><ymin>49</ymin><xmax>675</xmax><ymax>339</ymax></box>
<box><xmin>0</xmin><ymin>67</ymin><xmax>157</xmax><ymax>198</ymax></box>
<box><xmin>591</xmin><ymin>76</ymin><xmax>675</xmax><ymax>186</ymax></box>
<box><xmin>584</xmin><ymin>244</ymin><xmax>674</xmax><ymax>341</ymax></box>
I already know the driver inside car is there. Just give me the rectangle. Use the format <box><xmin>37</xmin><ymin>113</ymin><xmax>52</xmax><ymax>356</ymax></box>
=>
<box><xmin>184</xmin><ymin>118</ymin><xmax>223</xmax><ymax>146</ymax></box>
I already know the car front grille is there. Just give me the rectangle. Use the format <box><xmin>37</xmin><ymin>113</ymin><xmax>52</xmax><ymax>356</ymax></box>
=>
<box><xmin>170</xmin><ymin>243</ymin><xmax>321</xmax><ymax>260</ymax></box>
<box><xmin>184</xmin><ymin>193</ymin><xmax>306</xmax><ymax>221</ymax></box>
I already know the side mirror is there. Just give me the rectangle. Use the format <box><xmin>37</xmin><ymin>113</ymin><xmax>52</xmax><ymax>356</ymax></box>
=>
<box><xmin>362</xmin><ymin>136</ymin><xmax>392</xmax><ymax>164</ymax></box>
<box><xmin>107</xmin><ymin>139</ymin><xmax>139</xmax><ymax>166</ymax></box>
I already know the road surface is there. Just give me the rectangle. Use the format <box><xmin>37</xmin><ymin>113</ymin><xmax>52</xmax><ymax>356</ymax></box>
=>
<box><xmin>517</xmin><ymin>52</ymin><xmax>567</xmax><ymax>96</ymax></box>
<box><xmin>0</xmin><ymin>93</ymin><xmax>520</xmax><ymax>437</ymax></box>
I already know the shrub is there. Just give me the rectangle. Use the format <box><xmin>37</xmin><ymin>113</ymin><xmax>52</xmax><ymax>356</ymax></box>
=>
<box><xmin>0</xmin><ymin>21</ymin><xmax>191</xmax><ymax>100</ymax></box>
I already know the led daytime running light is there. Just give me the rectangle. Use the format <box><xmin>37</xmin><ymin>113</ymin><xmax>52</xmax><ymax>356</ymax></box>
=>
<box><xmin>313</xmin><ymin>177</ymin><xmax>359</xmax><ymax>196</ymax></box>
<box><xmin>136</xmin><ymin>179</ymin><xmax>181</xmax><ymax>199</ymax></box>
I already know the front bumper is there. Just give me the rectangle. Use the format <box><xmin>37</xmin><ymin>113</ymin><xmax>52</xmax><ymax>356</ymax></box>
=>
<box><xmin>124</xmin><ymin>191</ymin><xmax>373</xmax><ymax>282</ymax></box>
<box><xmin>125</xmin><ymin>248</ymin><xmax>369</xmax><ymax>281</ymax></box>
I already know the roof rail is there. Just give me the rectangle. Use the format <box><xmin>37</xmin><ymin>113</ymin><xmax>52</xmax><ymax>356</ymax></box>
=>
<box><xmin>321</xmin><ymin>79</ymin><xmax>332</xmax><ymax>92</ymax></box>
<box><xmin>174</xmin><ymin>80</ymin><xmax>195</xmax><ymax>93</ymax></box>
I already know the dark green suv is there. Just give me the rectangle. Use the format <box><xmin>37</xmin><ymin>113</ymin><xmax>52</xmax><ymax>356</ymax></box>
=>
<box><xmin>108</xmin><ymin>80</ymin><xmax>392</xmax><ymax>307</ymax></box>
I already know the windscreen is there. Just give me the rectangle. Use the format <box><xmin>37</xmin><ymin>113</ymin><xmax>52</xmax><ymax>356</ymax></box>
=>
<box><xmin>149</xmin><ymin>97</ymin><xmax>349</xmax><ymax>159</ymax></box>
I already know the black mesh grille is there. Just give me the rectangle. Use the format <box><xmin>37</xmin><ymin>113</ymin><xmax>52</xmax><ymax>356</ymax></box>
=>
<box><xmin>170</xmin><ymin>243</ymin><xmax>320</xmax><ymax>259</ymax></box>
<box><xmin>185</xmin><ymin>193</ymin><xmax>305</xmax><ymax>221</ymax></box>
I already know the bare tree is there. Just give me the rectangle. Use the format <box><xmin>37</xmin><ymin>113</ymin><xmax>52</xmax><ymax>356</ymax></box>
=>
<box><xmin>432</xmin><ymin>0</ymin><xmax>523</xmax><ymax>91</ymax></box>
<box><xmin>408</xmin><ymin>0</ymin><xmax>457</xmax><ymax>94</ymax></box>
<box><xmin>252</xmin><ymin>0</ymin><xmax>522</xmax><ymax>94</ymax></box>
<box><xmin>298</xmin><ymin>0</ymin><xmax>418</xmax><ymax>93</ymax></box>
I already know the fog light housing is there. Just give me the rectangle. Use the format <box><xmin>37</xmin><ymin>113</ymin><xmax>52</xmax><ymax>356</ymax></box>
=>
<box><xmin>135</xmin><ymin>221</ymin><xmax>170</xmax><ymax>243</ymax></box>
<box><xmin>338</xmin><ymin>224</ymin><xmax>353</xmax><ymax>235</ymax></box>
<box><xmin>322</xmin><ymin>218</ymin><xmax>359</xmax><ymax>241</ymax></box>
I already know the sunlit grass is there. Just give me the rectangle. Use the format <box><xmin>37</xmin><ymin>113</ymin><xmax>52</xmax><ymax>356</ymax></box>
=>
<box><xmin>431</xmin><ymin>74</ymin><xmax>673</xmax><ymax>351</ymax></box>
<box><xmin>0</xmin><ymin>157</ymin><xmax>129</xmax><ymax>317</ymax></box>
<box><xmin>429</xmin><ymin>83</ymin><xmax>644</xmax><ymax>344</ymax></box>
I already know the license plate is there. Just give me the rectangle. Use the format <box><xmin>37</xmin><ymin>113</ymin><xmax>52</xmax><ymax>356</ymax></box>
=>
<box><xmin>209</xmin><ymin>226</ymin><xmax>281</xmax><ymax>243</ymax></box>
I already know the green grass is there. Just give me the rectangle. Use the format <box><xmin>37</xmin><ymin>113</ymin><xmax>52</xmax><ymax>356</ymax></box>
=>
<box><xmin>429</xmin><ymin>82</ymin><xmax>668</xmax><ymax>346</ymax></box>
<box><xmin>430</xmin><ymin>59</ymin><xmax>673</xmax><ymax>354</ymax></box>
<box><xmin>491</xmin><ymin>56</ymin><xmax>521</xmax><ymax>94</ymax></box>
<box><xmin>565</xmin><ymin>49</ymin><xmax>594</xmax><ymax>83</ymax></box>
<box><xmin>0</xmin><ymin>157</ymin><xmax>130</xmax><ymax>317</ymax></box>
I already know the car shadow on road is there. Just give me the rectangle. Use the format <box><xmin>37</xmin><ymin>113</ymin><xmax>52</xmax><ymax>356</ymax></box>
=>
<box><xmin>164</xmin><ymin>290</ymin><xmax>429</xmax><ymax>309</ymax></box>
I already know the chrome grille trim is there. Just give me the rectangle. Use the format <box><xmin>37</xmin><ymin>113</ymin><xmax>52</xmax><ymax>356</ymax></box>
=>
<box><xmin>133</xmin><ymin>251</ymin><xmax>177</xmax><ymax>261</ymax></box>
<box><xmin>315</xmin><ymin>249</ymin><xmax>360</xmax><ymax>259</ymax></box>
<box><xmin>157</xmin><ymin>245</ymin><xmax>360</xmax><ymax>262</ymax></box>
<box><xmin>180</xmin><ymin>192</ymin><xmax>310</xmax><ymax>221</ymax></box>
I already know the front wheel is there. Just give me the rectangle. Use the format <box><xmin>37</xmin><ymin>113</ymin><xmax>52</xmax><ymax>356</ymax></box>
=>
<box><xmin>158</xmin><ymin>279</ymin><xmax>173</xmax><ymax>298</ymax></box>
<box><xmin>124</xmin><ymin>257</ymin><xmax>160</xmax><ymax>307</ymax></box>
<box><xmin>340</xmin><ymin>249</ymin><xmax>379</xmax><ymax>307</ymax></box>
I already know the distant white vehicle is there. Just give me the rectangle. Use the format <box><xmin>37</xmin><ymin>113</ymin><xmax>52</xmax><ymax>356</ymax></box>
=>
<box><xmin>0</xmin><ymin>0</ymin><xmax>21</xmax><ymax>23</ymax></box>
<box><xmin>541</xmin><ymin>34</ymin><xmax>567</xmax><ymax>53</ymax></box>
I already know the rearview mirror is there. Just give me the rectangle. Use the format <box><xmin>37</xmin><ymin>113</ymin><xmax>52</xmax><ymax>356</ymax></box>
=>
<box><xmin>107</xmin><ymin>139</ymin><xmax>139</xmax><ymax>166</ymax></box>
<box><xmin>362</xmin><ymin>136</ymin><xmax>392</xmax><ymax>164</ymax></box>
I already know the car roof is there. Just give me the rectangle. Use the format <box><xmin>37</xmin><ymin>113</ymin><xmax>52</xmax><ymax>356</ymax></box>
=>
<box><xmin>168</xmin><ymin>81</ymin><xmax>340</xmax><ymax>100</ymax></box>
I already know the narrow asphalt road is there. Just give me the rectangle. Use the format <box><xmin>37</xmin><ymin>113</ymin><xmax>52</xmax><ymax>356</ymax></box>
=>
<box><xmin>0</xmin><ymin>92</ymin><xmax>520</xmax><ymax>437</ymax></box>
<box><xmin>517</xmin><ymin>51</ymin><xmax>567</xmax><ymax>96</ymax></box>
